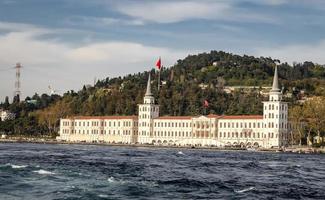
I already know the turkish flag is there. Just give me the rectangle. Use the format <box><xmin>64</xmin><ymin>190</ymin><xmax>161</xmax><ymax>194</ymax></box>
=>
<box><xmin>156</xmin><ymin>57</ymin><xmax>161</xmax><ymax>70</ymax></box>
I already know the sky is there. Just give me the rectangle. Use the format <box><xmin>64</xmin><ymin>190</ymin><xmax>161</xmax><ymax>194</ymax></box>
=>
<box><xmin>0</xmin><ymin>0</ymin><xmax>325</xmax><ymax>101</ymax></box>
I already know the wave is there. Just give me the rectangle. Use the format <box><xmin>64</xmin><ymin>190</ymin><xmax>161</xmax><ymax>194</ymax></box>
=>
<box><xmin>33</xmin><ymin>169</ymin><xmax>56</xmax><ymax>175</ymax></box>
<box><xmin>98</xmin><ymin>194</ymin><xmax>109</xmax><ymax>198</ymax></box>
<box><xmin>11</xmin><ymin>164</ymin><xmax>27</xmax><ymax>169</ymax></box>
<box><xmin>235</xmin><ymin>186</ymin><xmax>255</xmax><ymax>193</ymax></box>
<box><xmin>106</xmin><ymin>176</ymin><xmax>158</xmax><ymax>187</ymax></box>
<box><xmin>107</xmin><ymin>176</ymin><xmax>115</xmax><ymax>183</ymax></box>
<box><xmin>2</xmin><ymin>163</ymin><xmax>28</xmax><ymax>169</ymax></box>
<box><xmin>158</xmin><ymin>178</ymin><xmax>207</xmax><ymax>188</ymax></box>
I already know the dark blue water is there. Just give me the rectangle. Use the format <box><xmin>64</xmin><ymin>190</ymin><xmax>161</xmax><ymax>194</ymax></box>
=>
<box><xmin>0</xmin><ymin>143</ymin><xmax>324</xmax><ymax>200</ymax></box>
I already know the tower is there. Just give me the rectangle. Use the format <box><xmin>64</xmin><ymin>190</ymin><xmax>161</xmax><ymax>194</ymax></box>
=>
<box><xmin>14</xmin><ymin>63</ymin><xmax>22</xmax><ymax>100</ymax></box>
<box><xmin>138</xmin><ymin>74</ymin><xmax>159</xmax><ymax>144</ymax></box>
<box><xmin>263</xmin><ymin>65</ymin><xmax>288</xmax><ymax>148</ymax></box>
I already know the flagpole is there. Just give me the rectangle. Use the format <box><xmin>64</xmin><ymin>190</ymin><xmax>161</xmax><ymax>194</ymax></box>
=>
<box><xmin>158</xmin><ymin>68</ymin><xmax>160</xmax><ymax>92</ymax></box>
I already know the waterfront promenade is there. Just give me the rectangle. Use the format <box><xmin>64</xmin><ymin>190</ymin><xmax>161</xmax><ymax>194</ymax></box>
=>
<box><xmin>1</xmin><ymin>137</ymin><xmax>324</xmax><ymax>154</ymax></box>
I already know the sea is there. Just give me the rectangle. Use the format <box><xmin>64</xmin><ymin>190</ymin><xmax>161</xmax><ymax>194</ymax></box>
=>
<box><xmin>0</xmin><ymin>143</ymin><xmax>324</xmax><ymax>200</ymax></box>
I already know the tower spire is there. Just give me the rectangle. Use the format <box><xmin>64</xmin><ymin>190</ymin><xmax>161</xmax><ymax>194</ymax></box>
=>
<box><xmin>271</xmin><ymin>65</ymin><xmax>280</xmax><ymax>92</ymax></box>
<box><xmin>145</xmin><ymin>73</ymin><xmax>152</xmax><ymax>96</ymax></box>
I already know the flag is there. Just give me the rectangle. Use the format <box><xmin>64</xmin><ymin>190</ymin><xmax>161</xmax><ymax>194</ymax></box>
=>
<box><xmin>156</xmin><ymin>57</ymin><xmax>161</xmax><ymax>70</ymax></box>
<box><xmin>204</xmin><ymin>100</ymin><xmax>209</xmax><ymax>108</ymax></box>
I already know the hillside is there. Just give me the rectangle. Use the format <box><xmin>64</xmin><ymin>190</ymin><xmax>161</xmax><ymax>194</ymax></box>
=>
<box><xmin>1</xmin><ymin>50</ymin><xmax>325</xmax><ymax>136</ymax></box>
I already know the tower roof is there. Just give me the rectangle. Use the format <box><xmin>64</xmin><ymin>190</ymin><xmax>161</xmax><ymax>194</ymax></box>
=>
<box><xmin>145</xmin><ymin>74</ymin><xmax>152</xmax><ymax>96</ymax></box>
<box><xmin>271</xmin><ymin>65</ymin><xmax>280</xmax><ymax>92</ymax></box>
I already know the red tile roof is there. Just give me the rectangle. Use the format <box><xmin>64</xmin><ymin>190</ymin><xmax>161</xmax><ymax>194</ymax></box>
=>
<box><xmin>220</xmin><ymin>115</ymin><xmax>263</xmax><ymax>120</ymax></box>
<box><xmin>66</xmin><ymin>115</ymin><xmax>262</xmax><ymax>121</ymax></box>
<box><xmin>70</xmin><ymin>116</ymin><xmax>138</xmax><ymax>120</ymax></box>
<box><xmin>157</xmin><ymin>116</ymin><xmax>193</xmax><ymax>120</ymax></box>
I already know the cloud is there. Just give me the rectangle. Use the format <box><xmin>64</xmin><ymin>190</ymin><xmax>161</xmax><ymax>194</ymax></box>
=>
<box><xmin>114</xmin><ymin>0</ymin><xmax>278</xmax><ymax>24</ymax></box>
<box><xmin>116</xmin><ymin>1</ymin><xmax>229</xmax><ymax>23</ymax></box>
<box><xmin>0</xmin><ymin>22</ymin><xmax>190</xmax><ymax>101</ymax></box>
<box><xmin>0</xmin><ymin>21</ymin><xmax>43</xmax><ymax>32</ymax></box>
<box><xmin>247</xmin><ymin>0</ymin><xmax>288</xmax><ymax>6</ymax></box>
<box><xmin>64</xmin><ymin>16</ymin><xmax>144</xmax><ymax>27</ymax></box>
<box><xmin>255</xmin><ymin>40</ymin><xmax>325</xmax><ymax>64</ymax></box>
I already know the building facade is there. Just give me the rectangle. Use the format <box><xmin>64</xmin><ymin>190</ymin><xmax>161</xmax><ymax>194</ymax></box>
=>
<box><xmin>58</xmin><ymin>66</ymin><xmax>288</xmax><ymax>148</ymax></box>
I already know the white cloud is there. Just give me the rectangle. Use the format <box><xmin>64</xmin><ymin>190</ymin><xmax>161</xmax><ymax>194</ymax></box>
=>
<box><xmin>116</xmin><ymin>1</ymin><xmax>229</xmax><ymax>23</ymax></box>
<box><xmin>0</xmin><ymin>22</ymin><xmax>190</xmax><ymax>101</ymax></box>
<box><xmin>114</xmin><ymin>0</ymin><xmax>278</xmax><ymax>24</ymax></box>
<box><xmin>64</xmin><ymin>16</ymin><xmax>144</xmax><ymax>27</ymax></box>
<box><xmin>247</xmin><ymin>0</ymin><xmax>288</xmax><ymax>6</ymax></box>
<box><xmin>0</xmin><ymin>21</ymin><xmax>43</xmax><ymax>32</ymax></box>
<box><xmin>255</xmin><ymin>40</ymin><xmax>325</xmax><ymax>64</ymax></box>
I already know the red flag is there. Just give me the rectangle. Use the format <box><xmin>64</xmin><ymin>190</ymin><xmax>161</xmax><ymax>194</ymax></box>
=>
<box><xmin>204</xmin><ymin>100</ymin><xmax>209</xmax><ymax>108</ymax></box>
<box><xmin>156</xmin><ymin>57</ymin><xmax>161</xmax><ymax>70</ymax></box>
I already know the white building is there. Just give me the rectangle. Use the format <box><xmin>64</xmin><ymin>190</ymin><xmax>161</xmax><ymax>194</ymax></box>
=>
<box><xmin>58</xmin><ymin>66</ymin><xmax>288</xmax><ymax>148</ymax></box>
<box><xmin>0</xmin><ymin>110</ymin><xmax>15</xmax><ymax>121</ymax></box>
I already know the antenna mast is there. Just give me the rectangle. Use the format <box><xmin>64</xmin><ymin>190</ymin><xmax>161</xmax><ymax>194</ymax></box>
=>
<box><xmin>14</xmin><ymin>63</ymin><xmax>22</xmax><ymax>99</ymax></box>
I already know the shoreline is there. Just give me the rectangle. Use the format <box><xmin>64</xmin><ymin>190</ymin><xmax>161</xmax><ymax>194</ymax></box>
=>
<box><xmin>1</xmin><ymin>138</ymin><xmax>324</xmax><ymax>154</ymax></box>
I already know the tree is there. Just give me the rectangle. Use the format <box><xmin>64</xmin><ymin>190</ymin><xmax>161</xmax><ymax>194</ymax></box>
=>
<box><xmin>289</xmin><ymin>105</ymin><xmax>305</xmax><ymax>146</ymax></box>
<box><xmin>303</xmin><ymin>97</ymin><xmax>325</xmax><ymax>145</ymax></box>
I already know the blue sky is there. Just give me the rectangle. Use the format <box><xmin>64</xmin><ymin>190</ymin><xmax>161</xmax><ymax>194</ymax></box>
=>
<box><xmin>0</xmin><ymin>0</ymin><xmax>325</xmax><ymax>101</ymax></box>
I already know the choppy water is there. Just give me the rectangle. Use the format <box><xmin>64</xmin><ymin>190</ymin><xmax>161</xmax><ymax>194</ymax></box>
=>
<box><xmin>0</xmin><ymin>143</ymin><xmax>324</xmax><ymax>200</ymax></box>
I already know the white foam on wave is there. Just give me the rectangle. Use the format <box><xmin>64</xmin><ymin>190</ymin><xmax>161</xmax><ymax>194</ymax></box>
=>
<box><xmin>107</xmin><ymin>176</ymin><xmax>115</xmax><ymax>183</ymax></box>
<box><xmin>4</xmin><ymin>163</ymin><xmax>28</xmax><ymax>169</ymax></box>
<box><xmin>11</xmin><ymin>164</ymin><xmax>27</xmax><ymax>169</ymax></box>
<box><xmin>33</xmin><ymin>169</ymin><xmax>56</xmax><ymax>175</ymax></box>
<box><xmin>98</xmin><ymin>194</ymin><xmax>109</xmax><ymax>198</ymax></box>
<box><xmin>106</xmin><ymin>176</ymin><xmax>158</xmax><ymax>188</ymax></box>
<box><xmin>235</xmin><ymin>186</ymin><xmax>255</xmax><ymax>193</ymax></box>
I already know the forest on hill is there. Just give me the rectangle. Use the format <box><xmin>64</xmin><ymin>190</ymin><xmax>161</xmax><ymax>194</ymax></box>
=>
<box><xmin>0</xmin><ymin>51</ymin><xmax>325</xmax><ymax>144</ymax></box>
